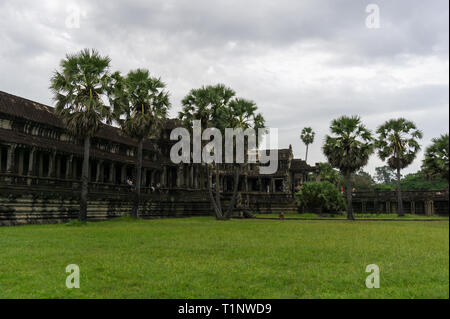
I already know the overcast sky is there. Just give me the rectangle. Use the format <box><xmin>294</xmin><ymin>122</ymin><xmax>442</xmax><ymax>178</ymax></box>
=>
<box><xmin>0</xmin><ymin>0</ymin><xmax>448</xmax><ymax>176</ymax></box>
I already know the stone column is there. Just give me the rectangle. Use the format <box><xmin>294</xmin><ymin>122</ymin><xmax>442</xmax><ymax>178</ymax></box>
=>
<box><xmin>65</xmin><ymin>155</ymin><xmax>73</xmax><ymax>179</ymax></box>
<box><xmin>183</xmin><ymin>165</ymin><xmax>187</xmax><ymax>187</ymax></box>
<box><xmin>17</xmin><ymin>148</ymin><xmax>25</xmax><ymax>175</ymax></box>
<box><xmin>109</xmin><ymin>163</ymin><xmax>115</xmax><ymax>183</ymax></box>
<box><xmin>177</xmin><ymin>166</ymin><xmax>183</xmax><ymax>187</ymax></box>
<box><xmin>0</xmin><ymin>145</ymin><xmax>3</xmax><ymax>172</ymax></box>
<box><xmin>55</xmin><ymin>156</ymin><xmax>61</xmax><ymax>179</ymax></box>
<box><xmin>142</xmin><ymin>168</ymin><xmax>147</xmax><ymax>186</ymax></box>
<box><xmin>190</xmin><ymin>165</ymin><xmax>194</xmax><ymax>189</ymax></box>
<box><xmin>425</xmin><ymin>200</ymin><xmax>434</xmax><ymax>216</ymax></box>
<box><xmin>168</xmin><ymin>168</ymin><xmax>172</xmax><ymax>188</ymax></box>
<box><xmin>48</xmin><ymin>150</ymin><xmax>56</xmax><ymax>177</ymax></box>
<box><xmin>88</xmin><ymin>160</ymin><xmax>93</xmax><ymax>181</ymax></box>
<box><xmin>410</xmin><ymin>201</ymin><xmax>416</xmax><ymax>215</ymax></box>
<box><xmin>71</xmin><ymin>157</ymin><xmax>76</xmax><ymax>179</ymax></box>
<box><xmin>199</xmin><ymin>166</ymin><xmax>205</xmax><ymax>189</ymax></box>
<box><xmin>27</xmin><ymin>147</ymin><xmax>36</xmax><ymax>185</ymax></box>
<box><xmin>162</xmin><ymin>166</ymin><xmax>167</xmax><ymax>187</ymax></box>
<box><xmin>27</xmin><ymin>147</ymin><xmax>36</xmax><ymax>176</ymax></box>
<box><xmin>151</xmin><ymin>169</ymin><xmax>156</xmax><ymax>186</ymax></box>
<box><xmin>121</xmin><ymin>165</ymin><xmax>127</xmax><ymax>183</ymax></box>
<box><xmin>6</xmin><ymin>144</ymin><xmax>16</xmax><ymax>173</ymax></box>
<box><xmin>96</xmin><ymin>160</ymin><xmax>103</xmax><ymax>182</ymax></box>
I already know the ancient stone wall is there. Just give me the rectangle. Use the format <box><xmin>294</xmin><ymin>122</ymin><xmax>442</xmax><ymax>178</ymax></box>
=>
<box><xmin>351</xmin><ymin>190</ymin><xmax>449</xmax><ymax>216</ymax></box>
<box><xmin>0</xmin><ymin>182</ymin><xmax>299</xmax><ymax>225</ymax></box>
<box><xmin>0</xmin><ymin>185</ymin><xmax>213</xmax><ymax>226</ymax></box>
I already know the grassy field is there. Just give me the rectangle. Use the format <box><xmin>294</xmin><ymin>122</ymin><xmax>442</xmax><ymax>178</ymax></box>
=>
<box><xmin>254</xmin><ymin>212</ymin><xmax>449</xmax><ymax>219</ymax></box>
<box><xmin>0</xmin><ymin>217</ymin><xmax>448</xmax><ymax>299</ymax></box>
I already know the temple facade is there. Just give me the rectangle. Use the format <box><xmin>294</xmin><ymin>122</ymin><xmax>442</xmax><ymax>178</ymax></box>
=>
<box><xmin>0</xmin><ymin>90</ymin><xmax>318</xmax><ymax>193</ymax></box>
<box><xmin>1</xmin><ymin>91</ymin><xmax>447</xmax><ymax>225</ymax></box>
<box><xmin>0</xmin><ymin>90</ymin><xmax>320</xmax><ymax>224</ymax></box>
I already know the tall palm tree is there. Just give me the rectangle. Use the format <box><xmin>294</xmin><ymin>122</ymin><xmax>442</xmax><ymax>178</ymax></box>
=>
<box><xmin>179</xmin><ymin>84</ymin><xmax>236</xmax><ymax>219</ymax></box>
<box><xmin>376</xmin><ymin>118</ymin><xmax>423</xmax><ymax>216</ymax></box>
<box><xmin>178</xmin><ymin>84</ymin><xmax>233</xmax><ymax>218</ymax></box>
<box><xmin>323</xmin><ymin>115</ymin><xmax>374</xmax><ymax>220</ymax></box>
<box><xmin>50</xmin><ymin>49</ymin><xmax>112</xmax><ymax>222</ymax></box>
<box><xmin>422</xmin><ymin>133</ymin><xmax>449</xmax><ymax>183</ymax></box>
<box><xmin>300</xmin><ymin>127</ymin><xmax>315</xmax><ymax>163</ymax></box>
<box><xmin>223</xmin><ymin>98</ymin><xmax>265</xmax><ymax>219</ymax></box>
<box><xmin>108</xmin><ymin>69</ymin><xmax>170</xmax><ymax>218</ymax></box>
<box><xmin>179</xmin><ymin>84</ymin><xmax>265</xmax><ymax>220</ymax></box>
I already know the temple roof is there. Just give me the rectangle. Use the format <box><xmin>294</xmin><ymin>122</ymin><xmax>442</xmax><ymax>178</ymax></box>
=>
<box><xmin>0</xmin><ymin>90</ymin><xmax>167</xmax><ymax>151</ymax></box>
<box><xmin>0</xmin><ymin>127</ymin><xmax>163</xmax><ymax>168</ymax></box>
<box><xmin>290</xmin><ymin>158</ymin><xmax>317</xmax><ymax>171</ymax></box>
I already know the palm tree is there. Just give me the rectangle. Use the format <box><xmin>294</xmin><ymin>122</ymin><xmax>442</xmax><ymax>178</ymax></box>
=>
<box><xmin>50</xmin><ymin>49</ymin><xmax>112</xmax><ymax>222</ymax></box>
<box><xmin>223</xmin><ymin>98</ymin><xmax>265</xmax><ymax>219</ymax></box>
<box><xmin>108</xmin><ymin>69</ymin><xmax>170</xmax><ymax>218</ymax></box>
<box><xmin>179</xmin><ymin>84</ymin><xmax>265</xmax><ymax>220</ymax></box>
<box><xmin>179</xmin><ymin>84</ymin><xmax>235</xmax><ymax>219</ymax></box>
<box><xmin>300</xmin><ymin>127</ymin><xmax>315</xmax><ymax>163</ymax></box>
<box><xmin>422</xmin><ymin>133</ymin><xmax>449</xmax><ymax>183</ymax></box>
<box><xmin>322</xmin><ymin>115</ymin><xmax>374</xmax><ymax>220</ymax></box>
<box><xmin>376</xmin><ymin>118</ymin><xmax>423</xmax><ymax>216</ymax></box>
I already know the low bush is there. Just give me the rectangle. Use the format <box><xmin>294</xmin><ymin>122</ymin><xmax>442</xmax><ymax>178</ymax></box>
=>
<box><xmin>295</xmin><ymin>181</ymin><xmax>346</xmax><ymax>214</ymax></box>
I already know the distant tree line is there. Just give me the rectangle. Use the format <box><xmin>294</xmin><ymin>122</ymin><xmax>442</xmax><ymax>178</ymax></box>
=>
<box><xmin>50</xmin><ymin>49</ymin><xmax>449</xmax><ymax>222</ymax></box>
<box><xmin>300</xmin><ymin>116</ymin><xmax>448</xmax><ymax>219</ymax></box>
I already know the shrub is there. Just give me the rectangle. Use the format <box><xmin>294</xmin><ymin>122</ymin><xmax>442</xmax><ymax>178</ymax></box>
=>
<box><xmin>295</xmin><ymin>181</ymin><xmax>346</xmax><ymax>214</ymax></box>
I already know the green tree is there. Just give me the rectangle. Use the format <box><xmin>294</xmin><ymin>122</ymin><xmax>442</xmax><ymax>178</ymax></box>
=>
<box><xmin>350</xmin><ymin>169</ymin><xmax>375</xmax><ymax>191</ymax></box>
<box><xmin>311</xmin><ymin>162</ymin><xmax>341</xmax><ymax>186</ymax></box>
<box><xmin>374</xmin><ymin>165</ymin><xmax>396</xmax><ymax>184</ymax></box>
<box><xmin>422</xmin><ymin>133</ymin><xmax>449</xmax><ymax>182</ymax></box>
<box><xmin>322</xmin><ymin>115</ymin><xmax>374</xmax><ymax>220</ymax></box>
<box><xmin>300</xmin><ymin>127</ymin><xmax>315</xmax><ymax>163</ymax></box>
<box><xmin>179</xmin><ymin>84</ymin><xmax>265</xmax><ymax>220</ymax></box>
<box><xmin>295</xmin><ymin>181</ymin><xmax>346</xmax><ymax>214</ymax></box>
<box><xmin>50</xmin><ymin>49</ymin><xmax>112</xmax><ymax>222</ymax></box>
<box><xmin>376</xmin><ymin>118</ymin><xmax>423</xmax><ymax>216</ymax></box>
<box><xmin>401</xmin><ymin>171</ymin><xmax>448</xmax><ymax>190</ymax></box>
<box><xmin>108</xmin><ymin>69</ymin><xmax>170</xmax><ymax>218</ymax></box>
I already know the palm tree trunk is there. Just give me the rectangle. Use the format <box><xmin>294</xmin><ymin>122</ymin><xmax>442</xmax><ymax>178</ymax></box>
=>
<box><xmin>396</xmin><ymin>167</ymin><xmax>404</xmax><ymax>216</ymax></box>
<box><xmin>345</xmin><ymin>172</ymin><xmax>354</xmax><ymax>220</ymax></box>
<box><xmin>215</xmin><ymin>164</ymin><xmax>223</xmax><ymax>217</ymax></box>
<box><xmin>132</xmin><ymin>138</ymin><xmax>143</xmax><ymax>218</ymax></box>
<box><xmin>79</xmin><ymin>136</ymin><xmax>90</xmax><ymax>222</ymax></box>
<box><xmin>206</xmin><ymin>164</ymin><xmax>222</xmax><ymax>219</ymax></box>
<box><xmin>225</xmin><ymin>164</ymin><xmax>240</xmax><ymax>219</ymax></box>
<box><xmin>305</xmin><ymin>144</ymin><xmax>309</xmax><ymax>163</ymax></box>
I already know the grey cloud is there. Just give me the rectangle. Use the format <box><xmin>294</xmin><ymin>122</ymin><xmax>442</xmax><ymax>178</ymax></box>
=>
<box><xmin>0</xmin><ymin>0</ymin><xmax>448</xmax><ymax>175</ymax></box>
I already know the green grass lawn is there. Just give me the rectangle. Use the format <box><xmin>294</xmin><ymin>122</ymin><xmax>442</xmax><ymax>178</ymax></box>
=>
<box><xmin>254</xmin><ymin>212</ymin><xmax>449</xmax><ymax>219</ymax></box>
<box><xmin>0</xmin><ymin>217</ymin><xmax>448</xmax><ymax>299</ymax></box>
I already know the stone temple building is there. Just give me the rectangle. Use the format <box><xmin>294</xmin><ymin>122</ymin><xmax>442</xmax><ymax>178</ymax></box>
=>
<box><xmin>0</xmin><ymin>91</ymin><xmax>447</xmax><ymax>225</ymax></box>
<box><xmin>0</xmin><ymin>90</ymin><xmax>319</xmax><ymax>224</ymax></box>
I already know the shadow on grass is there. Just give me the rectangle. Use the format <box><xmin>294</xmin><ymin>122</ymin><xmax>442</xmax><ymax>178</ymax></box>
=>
<box><xmin>64</xmin><ymin>220</ymin><xmax>88</xmax><ymax>227</ymax></box>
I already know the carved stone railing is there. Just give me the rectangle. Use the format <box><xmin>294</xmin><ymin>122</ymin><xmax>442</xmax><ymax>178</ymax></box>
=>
<box><xmin>351</xmin><ymin>190</ymin><xmax>449</xmax><ymax>216</ymax></box>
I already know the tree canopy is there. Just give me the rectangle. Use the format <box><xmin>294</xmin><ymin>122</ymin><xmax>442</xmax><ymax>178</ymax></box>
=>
<box><xmin>422</xmin><ymin>133</ymin><xmax>449</xmax><ymax>182</ymax></box>
<box><xmin>50</xmin><ymin>48</ymin><xmax>112</xmax><ymax>138</ymax></box>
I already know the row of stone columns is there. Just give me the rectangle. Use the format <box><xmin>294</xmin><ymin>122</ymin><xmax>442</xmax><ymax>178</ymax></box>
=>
<box><xmin>358</xmin><ymin>200</ymin><xmax>435</xmax><ymax>216</ymax></box>
<box><xmin>1</xmin><ymin>143</ymin><xmax>289</xmax><ymax>193</ymax></box>
<box><xmin>0</xmin><ymin>143</ymin><xmax>172</xmax><ymax>188</ymax></box>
